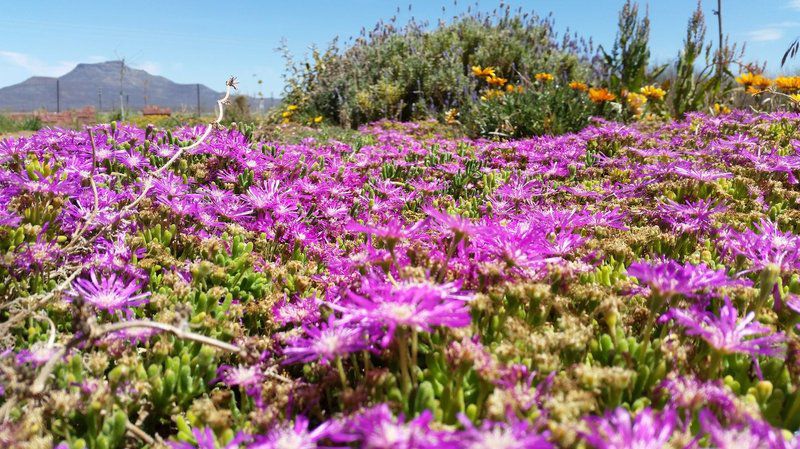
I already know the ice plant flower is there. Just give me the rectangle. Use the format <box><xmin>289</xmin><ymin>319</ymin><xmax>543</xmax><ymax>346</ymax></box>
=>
<box><xmin>68</xmin><ymin>270</ymin><xmax>150</xmax><ymax>313</ymax></box>
<box><xmin>458</xmin><ymin>414</ymin><xmax>554</xmax><ymax>449</ymax></box>
<box><xmin>657</xmin><ymin>198</ymin><xmax>727</xmax><ymax>234</ymax></box>
<box><xmin>247</xmin><ymin>416</ymin><xmax>331</xmax><ymax>449</ymax></box>
<box><xmin>720</xmin><ymin>218</ymin><xmax>800</xmax><ymax>273</ymax></box>
<box><xmin>281</xmin><ymin>317</ymin><xmax>367</xmax><ymax>365</ymax></box>
<box><xmin>581</xmin><ymin>407</ymin><xmax>680</xmax><ymax>449</ymax></box>
<box><xmin>337</xmin><ymin>277</ymin><xmax>472</xmax><ymax>346</ymax></box>
<box><xmin>332</xmin><ymin>404</ymin><xmax>458</xmax><ymax>449</ymax></box>
<box><xmin>699</xmin><ymin>409</ymin><xmax>797</xmax><ymax>449</ymax></box>
<box><xmin>627</xmin><ymin>259</ymin><xmax>745</xmax><ymax>299</ymax></box>
<box><xmin>663</xmin><ymin>297</ymin><xmax>786</xmax><ymax>360</ymax></box>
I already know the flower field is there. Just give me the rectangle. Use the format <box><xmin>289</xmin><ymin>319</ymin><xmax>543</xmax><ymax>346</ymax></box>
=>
<box><xmin>2</xmin><ymin>110</ymin><xmax>800</xmax><ymax>448</ymax></box>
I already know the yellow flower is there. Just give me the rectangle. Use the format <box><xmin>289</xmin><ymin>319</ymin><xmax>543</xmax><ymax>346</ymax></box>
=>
<box><xmin>534</xmin><ymin>72</ymin><xmax>554</xmax><ymax>82</ymax></box>
<box><xmin>286</xmin><ymin>104</ymin><xmax>298</xmax><ymax>111</ymax></box>
<box><xmin>640</xmin><ymin>85</ymin><xmax>666</xmax><ymax>101</ymax></box>
<box><xmin>774</xmin><ymin>76</ymin><xmax>800</xmax><ymax>93</ymax></box>
<box><xmin>480</xmin><ymin>89</ymin><xmax>505</xmax><ymax>101</ymax></box>
<box><xmin>471</xmin><ymin>65</ymin><xmax>496</xmax><ymax>78</ymax></box>
<box><xmin>588</xmin><ymin>87</ymin><xmax>616</xmax><ymax>104</ymax></box>
<box><xmin>713</xmin><ymin>103</ymin><xmax>731</xmax><ymax>115</ymax></box>
<box><xmin>626</xmin><ymin>92</ymin><xmax>647</xmax><ymax>110</ymax></box>
<box><xmin>485</xmin><ymin>75</ymin><xmax>508</xmax><ymax>87</ymax></box>
<box><xmin>314</xmin><ymin>116</ymin><xmax>323</xmax><ymax>123</ymax></box>
<box><xmin>569</xmin><ymin>81</ymin><xmax>588</xmax><ymax>92</ymax></box>
<box><xmin>281</xmin><ymin>111</ymin><xmax>293</xmax><ymax>118</ymax></box>
<box><xmin>281</xmin><ymin>118</ymin><xmax>290</xmax><ymax>124</ymax></box>
<box><xmin>736</xmin><ymin>72</ymin><xmax>771</xmax><ymax>89</ymax></box>
<box><xmin>789</xmin><ymin>94</ymin><xmax>800</xmax><ymax>103</ymax></box>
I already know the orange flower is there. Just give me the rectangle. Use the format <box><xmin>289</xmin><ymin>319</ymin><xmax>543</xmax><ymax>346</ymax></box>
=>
<box><xmin>569</xmin><ymin>81</ymin><xmax>588</xmax><ymax>92</ymax></box>
<box><xmin>774</xmin><ymin>76</ymin><xmax>800</xmax><ymax>93</ymax></box>
<box><xmin>471</xmin><ymin>65</ymin><xmax>496</xmax><ymax>78</ymax></box>
<box><xmin>588</xmin><ymin>87</ymin><xmax>616</xmax><ymax>103</ymax></box>
<box><xmin>736</xmin><ymin>72</ymin><xmax>771</xmax><ymax>90</ymax></box>
<box><xmin>486</xmin><ymin>75</ymin><xmax>508</xmax><ymax>87</ymax></box>
<box><xmin>534</xmin><ymin>72</ymin><xmax>554</xmax><ymax>82</ymax></box>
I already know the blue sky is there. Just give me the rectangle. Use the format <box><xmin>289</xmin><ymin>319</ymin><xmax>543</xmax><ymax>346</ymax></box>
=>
<box><xmin>3</xmin><ymin>0</ymin><xmax>800</xmax><ymax>97</ymax></box>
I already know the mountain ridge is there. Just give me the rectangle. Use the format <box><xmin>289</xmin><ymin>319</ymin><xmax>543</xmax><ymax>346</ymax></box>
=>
<box><xmin>0</xmin><ymin>61</ymin><xmax>278</xmax><ymax>113</ymax></box>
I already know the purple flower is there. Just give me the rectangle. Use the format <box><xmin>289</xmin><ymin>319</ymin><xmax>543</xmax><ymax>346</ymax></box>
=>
<box><xmin>273</xmin><ymin>295</ymin><xmax>320</xmax><ymax>326</ymax></box>
<box><xmin>657</xmin><ymin>376</ymin><xmax>739</xmax><ymax>415</ymax></box>
<box><xmin>663</xmin><ymin>297</ymin><xmax>785</xmax><ymax>358</ymax></box>
<box><xmin>68</xmin><ymin>270</ymin><xmax>151</xmax><ymax>313</ymax></box>
<box><xmin>581</xmin><ymin>407</ymin><xmax>680</xmax><ymax>449</ymax></box>
<box><xmin>627</xmin><ymin>259</ymin><xmax>747</xmax><ymax>299</ymax></box>
<box><xmin>699</xmin><ymin>409</ymin><xmax>797</xmax><ymax>449</ymax></box>
<box><xmin>720</xmin><ymin>219</ymin><xmax>800</xmax><ymax>273</ymax></box>
<box><xmin>345</xmin><ymin>218</ymin><xmax>426</xmax><ymax>244</ymax></box>
<box><xmin>16</xmin><ymin>344</ymin><xmax>59</xmax><ymax>367</ymax></box>
<box><xmin>215</xmin><ymin>364</ymin><xmax>264</xmax><ymax>388</ymax></box>
<box><xmin>336</xmin><ymin>276</ymin><xmax>472</xmax><ymax>346</ymax></box>
<box><xmin>247</xmin><ymin>416</ymin><xmax>333</xmax><ymax>449</ymax></box>
<box><xmin>425</xmin><ymin>206</ymin><xmax>478</xmax><ymax>239</ymax></box>
<box><xmin>657</xmin><ymin>198</ymin><xmax>727</xmax><ymax>234</ymax></box>
<box><xmin>331</xmin><ymin>404</ymin><xmax>458</xmax><ymax>449</ymax></box>
<box><xmin>457</xmin><ymin>414</ymin><xmax>554</xmax><ymax>449</ymax></box>
<box><xmin>282</xmin><ymin>317</ymin><xmax>367</xmax><ymax>365</ymax></box>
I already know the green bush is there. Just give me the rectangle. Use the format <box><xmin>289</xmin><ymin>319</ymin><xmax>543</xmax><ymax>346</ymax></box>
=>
<box><xmin>280</xmin><ymin>5</ymin><xmax>601</xmax><ymax>129</ymax></box>
<box><xmin>459</xmin><ymin>77</ymin><xmax>611</xmax><ymax>138</ymax></box>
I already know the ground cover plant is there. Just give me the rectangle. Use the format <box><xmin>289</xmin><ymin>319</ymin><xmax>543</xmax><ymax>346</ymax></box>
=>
<box><xmin>2</xmin><ymin>82</ymin><xmax>800</xmax><ymax>448</ymax></box>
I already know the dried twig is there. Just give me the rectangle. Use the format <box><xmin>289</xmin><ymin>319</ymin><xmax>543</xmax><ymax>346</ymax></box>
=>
<box><xmin>30</xmin><ymin>319</ymin><xmax>242</xmax><ymax>395</ymax></box>
<box><xmin>125</xmin><ymin>420</ymin><xmax>156</xmax><ymax>445</ymax></box>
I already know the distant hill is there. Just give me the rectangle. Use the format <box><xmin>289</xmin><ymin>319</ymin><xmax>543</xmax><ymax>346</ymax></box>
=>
<box><xmin>0</xmin><ymin>61</ymin><xmax>279</xmax><ymax>113</ymax></box>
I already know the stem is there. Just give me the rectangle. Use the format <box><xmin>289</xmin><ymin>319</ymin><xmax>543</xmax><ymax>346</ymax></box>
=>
<box><xmin>704</xmin><ymin>350</ymin><xmax>723</xmax><ymax>380</ymax></box>
<box><xmin>335</xmin><ymin>356</ymin><xmax>349</xmax><ymax>390</ymax></box>
<box><xmin>411</xmin><ymin>329</ymin><xmax>419</xmax><ymax>384</ymax></box>
<box><xmin>638</xmin><ymin>293</ymin><xmax>664</xmax><ymax>360</ymax></box>
<box><xmin>437</xmin><ymin>236</ymin><xmax>460</xmax><ymax>282</ymax></box>
<box><xmin>397</xmin><ymin>329</ymin><xmax>412</xmax><ymax>399</ymax></box>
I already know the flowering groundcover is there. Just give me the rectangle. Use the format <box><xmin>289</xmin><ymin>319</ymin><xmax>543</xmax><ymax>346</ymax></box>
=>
<box><xmin>1</xmin><ymin>112</ymin><xmax>800</xmax><ymax>448</ymax></box>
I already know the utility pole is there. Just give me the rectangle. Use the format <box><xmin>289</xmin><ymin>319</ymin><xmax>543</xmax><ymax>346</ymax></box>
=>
<box><xmin>196</xmin><ymin>83</ymin><xmax>200</xmax><ymax>116</ymax></box>
<box><xmin>56</xmin><ymin>79</ymin><xmax>60</xmax><ymax>113</ymax></box>
<box><xmin>119</xmin><ymin>58</ymin><xmax>126</xmax><ymax>121</ymax></box>
<box><xmin>98</xmin><ymin>88</ymin><xmax>102</xmax><ymax>111</ymax></box>
<box><xmin>713</xmin><ymin>0</ymin><xmax>723</xmax><ymax>84</ymax></box>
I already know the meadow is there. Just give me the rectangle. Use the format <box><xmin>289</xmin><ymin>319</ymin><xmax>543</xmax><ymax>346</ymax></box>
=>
<box><xmin>3</xmin><ymin>1</ymin><xmax>800</xmax><ymax>448</ymax></box>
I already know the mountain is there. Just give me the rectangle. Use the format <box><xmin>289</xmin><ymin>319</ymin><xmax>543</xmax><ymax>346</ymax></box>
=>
<box><xmin>0</xmin><ymin>61</ymin><xmax>279</xmax><ymax>113</ymax></box>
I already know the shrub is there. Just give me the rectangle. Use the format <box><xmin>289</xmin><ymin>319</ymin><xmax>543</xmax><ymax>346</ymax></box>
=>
<box><xmin>280</xmin><ymin>5</ymin><xmax>601</xmax><ymax>128</ymax></box>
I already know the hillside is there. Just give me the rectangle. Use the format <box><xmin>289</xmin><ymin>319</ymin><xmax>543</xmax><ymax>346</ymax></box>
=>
<box><xmin>0</xmin><ymin>61</ymin><xmax>278</xmax><ymax>112</ymax></box>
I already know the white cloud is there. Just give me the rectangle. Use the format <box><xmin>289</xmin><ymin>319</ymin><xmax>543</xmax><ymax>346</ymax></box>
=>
<box><xmin>747</xmin><ymin>28</ymin><xmax>784</xmax><ymax>42</ymax></box>
<box><xmin>788</xmin><ymin>0</ymin><xmax>800</xmax><ymax>10</ymax></box>
<box><xmin>0</xmin><ymin>50</ymin><xmax>76</xmax><ymax>77</ymax></box>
